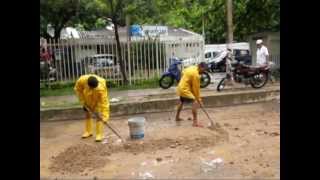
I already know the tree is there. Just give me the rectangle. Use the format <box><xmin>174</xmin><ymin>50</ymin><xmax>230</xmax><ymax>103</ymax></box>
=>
<box><xmin>40</xmin><ymin>0</ymin><xmax>104</xmax><ymax>40</ymax></box>
<box><xmin>97</xmin><ymin>0</ymin><xmax>162</xmax><ymax>84</ymax></box>
<box><xmin>40</xmin><ymin>0</ymin><xmax>80</xmax><ymax>40</ymax></box>
<box><xmin>129</xmin><ymin>0</ymin><xmax>279</xmax><ymax>43</ymax></box>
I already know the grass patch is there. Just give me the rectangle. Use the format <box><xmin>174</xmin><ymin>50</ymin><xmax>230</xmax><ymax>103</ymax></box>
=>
<box><xmin>271</xmin><ymin>67</ymin><xmax>280</xmax><ymax>80</ymax></box>
<box><xmin>40</xmin><ymin>77</ymin><xmax>160</xmax><ymax>97</ymax></box>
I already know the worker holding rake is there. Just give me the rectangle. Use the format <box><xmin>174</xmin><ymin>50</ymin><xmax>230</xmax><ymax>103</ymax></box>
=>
<box><xmin>175</xmin><ymin>62</ymin><xmax>208</xmax><ymax>127</ymax></box>
<box><xmin>74</xmin><ymin>74</ymin><xmax>110</xmax><ymax>142</ymax></box>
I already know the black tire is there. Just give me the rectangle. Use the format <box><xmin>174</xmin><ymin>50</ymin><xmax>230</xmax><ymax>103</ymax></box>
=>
<box><xmin>200</xmin><ymin>72</ymin><xmax>211</xmax><ymax>88</ymax></box>
<box><xmin>218</xmin><ymin>64</ymin><xmax>226</xmax><ymax>72</ymax></box>
<box><xmin>159</xmin><ymin>75</ymin><xmax>174</xmax><ymax>89</ymax></box>
<box><xmin>250</xmin><ymin>72</ymin><xmax>268</xmax><ymax>88</ymax></box>
<box><xmin>217</xmin><ymin>77</ymin><xmax>226</xmax><ymax>92</ymax></box>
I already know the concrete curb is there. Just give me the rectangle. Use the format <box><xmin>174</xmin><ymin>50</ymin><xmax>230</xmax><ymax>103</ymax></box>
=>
<box><xmin>40</xmin><ymin>87</ymin><xmax>280</xmax><ymax>122</ymax></box>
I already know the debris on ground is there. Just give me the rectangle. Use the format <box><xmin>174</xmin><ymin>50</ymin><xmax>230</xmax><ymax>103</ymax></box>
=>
<box><xmin>270</xmin><ymin>132</ymin><xmax>280</xmax><ymax>137</ymax></box>
<box><xmin>200</xmin><ymin>157</ymin><xmax>224</xmax><ymax>173</ymax></box>
<box><xmin>49</xmin><ymin>143</ymin><xmax>109</xmax><ymax>174</ymax></box>
<box><xmin>139</xmin><ymin>172</ymin><xmax>154</xmax><ymax>179</ymax></box>
<box><xmin>156</xmin><ymin>157</ymin><xmax>162</xmax><ymax>162</ymax></box>
<box><xmin>110</xmin><ymin>98</ymin><xmax>121</xmax><ymax>103</ymax></box>
<box><xmin>170</xmin><ymin>144</ymin><xmax>176</xmax><ymax>148</ymax></box>
<box><xmin>223</xmin><ymin>123</ymin><xmax>231</xmax><ymax>127</ymax></box>
<box><xmin>102</xmin><ymin>139</ymin><xmax>108</xmax><ymax>144</ymax></box>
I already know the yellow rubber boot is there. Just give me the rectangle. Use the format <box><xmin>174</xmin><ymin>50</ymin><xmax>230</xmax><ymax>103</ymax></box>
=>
<box><xmin>95</xmin><ymin>121</ymin><xmax>105</xmax><ymax>142</ymax></box>
<box><xmin>82</xmin><ymin>119</ymin><xmax>93</xmax><ymax>138</ymax></box>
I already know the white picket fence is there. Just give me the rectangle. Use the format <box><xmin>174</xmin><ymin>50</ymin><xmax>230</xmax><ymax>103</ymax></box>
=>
<box><xmin>40</xmin><ymin>37</ymin><xmax>204</xmax><ymax>86</ymax></box>
<box><xmin>40</xmin><ymin>38</ymin><xmax>279</xmax><ymax>86</ymax></box>
<box><xmin>270</xmin><ymin>55</ymin><xmax>280</xmax><ymax>68</ymax></box>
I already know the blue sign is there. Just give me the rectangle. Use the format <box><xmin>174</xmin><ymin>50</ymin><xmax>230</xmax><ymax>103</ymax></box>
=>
<box><xmin>130</xmin><ymin>25</ymin><xmax>144</xmax><ymax>37</ymax></box>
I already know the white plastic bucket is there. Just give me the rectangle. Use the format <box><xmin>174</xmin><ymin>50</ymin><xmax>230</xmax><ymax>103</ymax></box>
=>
<box><xmin>128</xmin><ymin>117</ymin><xmax>145</xmax><ymax>139</ymax></box>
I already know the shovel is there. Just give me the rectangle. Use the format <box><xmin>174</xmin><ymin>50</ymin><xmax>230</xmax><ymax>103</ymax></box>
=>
<box><xmin>199</xmin><ymin>104</ymin><xmax>216</xmax><ymax>129</ymax></box>
<box><xmin>104</xmin><ymin>122</ymin><xmax>125</xmax><ymax>142</ymax></box>
<box><xmin>85</xmin><ymin>106</ymin><xmax>125</xmax><ymax>142</ymax></box>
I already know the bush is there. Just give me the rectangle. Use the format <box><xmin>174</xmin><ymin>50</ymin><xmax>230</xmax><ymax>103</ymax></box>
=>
<box><xmin>41</xmin><ymin>81</ymin><xmax>75</xmax><ymax>90</ymax></box>
<box><xmin>271</xmin><ymin>67</ymin><xmax>280</xmax><ymax>80</ymax></box>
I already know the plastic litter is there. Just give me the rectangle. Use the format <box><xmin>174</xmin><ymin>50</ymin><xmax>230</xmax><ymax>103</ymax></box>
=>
<box><xmin>110</xmin><ymin>98</ymin><xmax>120</xmax><ymax>103</ymax></box>
<box><xmin>208</xmin><ymin>150</ymin><xmax>215</xmax><ymax>155</ymax></box>
<box><xmin>102</xmin><ymin>139</ymin><xmax>108</xmax><ymax>144</ymax></box>
<box><xmin>200</xmin><ymin>157</ymin><xmax>224</xmax><ymax>173</ymax></box>
<box><xmin>139</xmin><ymin>172</ymin><xmax>154</xmax><ymax>179</ymax></box>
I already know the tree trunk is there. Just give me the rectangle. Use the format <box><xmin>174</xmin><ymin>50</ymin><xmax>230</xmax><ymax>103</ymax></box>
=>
<box><xmin>114</xmin><ymin>22</ymin><xmax>128</xmax><ymax>84</ymax></box>
<box><xmin>226</xmin><ymin>0</ymin><xmax>233</xmax><ymax>46</ymax></box>
<box><xmin>54</xmin><ymin>27</ymin><xmax>63</xmax><ymax>42</ymax></box>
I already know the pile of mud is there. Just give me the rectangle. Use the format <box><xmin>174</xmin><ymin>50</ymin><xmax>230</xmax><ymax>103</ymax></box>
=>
<box><xmin>49</xmin><ymin>126</ymin><xmax>229</xmax><ymax>174</ymax></box>
<box><xmin>49</xmin><ymin>143</ymin><xmax>109</xmax><ymax>174</ymax></box>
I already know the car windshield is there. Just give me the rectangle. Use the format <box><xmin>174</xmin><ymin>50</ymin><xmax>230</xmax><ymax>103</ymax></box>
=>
<box><xmin>212</xmin><ymin>52</ymin><xmax>220</xmax><ymax>58</ymax></box>
<box><xmin>92</xmin><ymin>56</ymin><xmax>114</xmax><ymax>66</ymax></box>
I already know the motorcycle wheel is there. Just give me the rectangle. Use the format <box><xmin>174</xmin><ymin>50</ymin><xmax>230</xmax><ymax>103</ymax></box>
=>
<box><xmin>217</xmin><ymin>77</ymin><xmax>226</xmax><ymax>92</ymax></box>
<box><xmin>159</xmin><ymin>75</ymin><xmax>174</xmax><ymax>89</ymax></box>
<box><xmin>200</xmin><ymin>72</ymin><xmax>211</xmax><ymax>88</ymax></box>
<box><xmin>250</xmin><ymin>72</ymin><xmax>268</xmax><ymax>88</ymax></box>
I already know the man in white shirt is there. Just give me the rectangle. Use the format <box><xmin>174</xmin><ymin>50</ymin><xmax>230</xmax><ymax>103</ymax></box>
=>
<box><xmin>256</xmin><ymin>39</ymin><xmax>275</xmax><ymax>83</ymax></box>
<box><xmin>256</xmin><ymin>39</ymin><xmax>270</xmax><ymax>65</ymax></box>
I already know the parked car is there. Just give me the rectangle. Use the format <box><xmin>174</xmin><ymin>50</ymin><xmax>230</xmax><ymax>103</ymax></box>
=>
<box><xmin>233</xmin><ymin>49</ymin><xmax>252</xmax><ymax>65</ymax></box>
<box><xmin>82</xmin><ymin>54</ymin><xmax>120</xmax><ymax>78</ymax></box>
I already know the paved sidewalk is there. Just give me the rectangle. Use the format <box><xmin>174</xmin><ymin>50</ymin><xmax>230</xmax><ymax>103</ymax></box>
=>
<box><xmin>40</xmin><ymin>81</ymin><xmax>279</xmax><ymax>110</ymax></box>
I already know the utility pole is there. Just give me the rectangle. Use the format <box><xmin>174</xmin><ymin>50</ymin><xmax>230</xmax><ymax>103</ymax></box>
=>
<box><xmin>226</xmin><ymin>0</ymin><xmax>233</xmax><ymax>49</ymax></box>
<box><xmin>126</xmin><ymin>15</ymin><xmax>131</xmax><ymax>85</ymax></box>
<box><xmin>202</xmin><ymin>9</ymin><xmax>205</xmax><ymax>43</ymax></box>
<box><xmin>226</xmin><ymin>0</ymin><xmax>235</xmax><ymax>86</ymax></box>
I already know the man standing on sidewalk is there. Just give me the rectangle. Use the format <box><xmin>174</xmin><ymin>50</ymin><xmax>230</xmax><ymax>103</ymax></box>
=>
<box><xmin>74</xmin><ymin>74</ymin><xmax>110</xmax><ymax>142</ymax></box>
<box><xmin>175</xmin><ymin>62</ymin><xmax>208</xmax><ymax>127</ymax></box>
<box><xmin>256</xmin><ymin>39</ymin><xmax>275</xmax><ymax>83</ymax></box>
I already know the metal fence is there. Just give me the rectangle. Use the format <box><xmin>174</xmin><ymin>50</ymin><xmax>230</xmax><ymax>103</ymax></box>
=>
<box><xmin>40</xmin><ymin>38</ymin><xmax>279</xmax><ymax>86</ymax></box>
<box><xmin>270</xmin><ymin>55</ymin><xmax>280</xmax><ymax>68</ymax></box>
<box><xmin>40</xmin><ymin>37</ymin><xmax>204</xmax><ymax>86</ymax></box>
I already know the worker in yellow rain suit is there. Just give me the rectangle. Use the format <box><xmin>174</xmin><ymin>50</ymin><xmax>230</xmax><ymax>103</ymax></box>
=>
<box><xmin>176</xmin><ymin>62</ymin><xmax>208</xmax><ymax>127</ymax></box>
<box><xmin>74</xmin><ymin>74</ymin><xmax>110</xmax><ymax>142</ymax></box>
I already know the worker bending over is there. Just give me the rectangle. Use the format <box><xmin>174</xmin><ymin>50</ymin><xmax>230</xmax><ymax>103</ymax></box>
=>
<box><xmin>74</xmin><ymin>74</ymin><xmax>110</xmax><ymax>142</ymax></box>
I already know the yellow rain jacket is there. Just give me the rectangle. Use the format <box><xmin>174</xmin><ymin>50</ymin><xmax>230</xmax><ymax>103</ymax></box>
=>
<box><xmin>177</xmin><ymin>66</ymin><xmax>202</xmax><ymax>102</ymax></box>
<box><xmin>74</xmin><ymin>74</ymin><xmax>110</xmax><ymax>122</ymax></box>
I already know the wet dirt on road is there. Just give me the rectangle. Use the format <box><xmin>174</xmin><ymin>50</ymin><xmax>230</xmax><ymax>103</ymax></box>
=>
<box><xmin>40</xmin><ymin>100</ymin><xmax>280</xmax><ymax>179</ymax></box>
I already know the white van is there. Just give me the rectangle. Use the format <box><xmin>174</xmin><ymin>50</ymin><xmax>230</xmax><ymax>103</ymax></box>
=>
<box><xmin>204</xmin><ymin>42</ymin><xmax>250</xmax><ymax>63</ymax></box>
<box><xmin>182</xmin><ymin>42</ymin><xmax>250</xmax><ymax>67</ymax></box>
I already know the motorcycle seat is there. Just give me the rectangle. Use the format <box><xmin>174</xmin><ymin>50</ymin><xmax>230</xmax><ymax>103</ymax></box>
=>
<box><xmin>242</xmin><ymin>64</ymin><xmax>268</xmax><ymax>70</ymax></box>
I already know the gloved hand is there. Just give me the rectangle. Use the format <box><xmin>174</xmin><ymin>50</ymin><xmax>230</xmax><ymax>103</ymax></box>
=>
<box><xmin>83</xmin><ymin>105</ymin><xmax>92</xmax><ymax>113</ymax></box>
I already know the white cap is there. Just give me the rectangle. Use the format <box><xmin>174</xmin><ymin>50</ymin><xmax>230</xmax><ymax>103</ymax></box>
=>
<box><xmin>256</xmin><ymin>39</ymin><xmax>263</xmax><ymax>44</ymax></box>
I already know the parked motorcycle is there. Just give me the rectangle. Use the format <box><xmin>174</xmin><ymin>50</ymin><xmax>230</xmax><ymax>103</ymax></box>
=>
<box><xmin>40</xmin><ymin>61</ymin><xmax>57</xmax><ymax>82</ymax></box>
<box><xmin>159</xmin><ymin>57</ymin><xmax>211</xmax><ymax>89</ymax></box>
<box><xmin>216</xmin><ymin>61</ymin><xmax>270</xmax><ymax>91</ymax></box>
<box><xmin>208</xmin><ymin>49</ymin><xmax>252</xmax><ymax>73</ymax></box>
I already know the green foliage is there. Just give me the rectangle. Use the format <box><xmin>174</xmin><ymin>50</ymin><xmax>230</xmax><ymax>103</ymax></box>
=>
<box><xmin>125</xmin><ymin>0</ymin><xmax>280</xmax><ymax>43</ymax></box>
<box><xmin>40</xmin><ymin>0</ymin><xmax>105</xmax><ymax>39</ymax></box>
<box><xmin>41</xmin><ymin>0</ymin><xmax>280</xmax><ymax>43</ymax></box>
